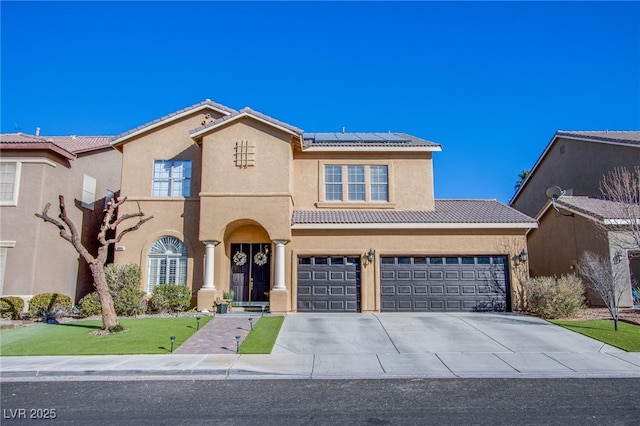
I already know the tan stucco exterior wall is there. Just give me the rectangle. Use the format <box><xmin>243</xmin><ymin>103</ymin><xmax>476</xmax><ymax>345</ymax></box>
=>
<box><xmin>1</xmin><ymin>147</ymin><xmax>121</xmax><ymax>303</ymax></box>
<box><xmin>293</xmin><ymin>151</ymin><xmax>436</xmax><ymax>211</ymax></box>
<box><xmin>284</xmin><ymin>229</ymin><xmax>529</xmax><ymax>312</ymax></box>
<box><xmin>527</xmin><ymin>208</ymin><xmax>633</xmax><ymax>307</ymax></box>
<box><xmin>512</xmin><ymin>138</ymin><xmax>640</xmax><ymax>218</ymax></box>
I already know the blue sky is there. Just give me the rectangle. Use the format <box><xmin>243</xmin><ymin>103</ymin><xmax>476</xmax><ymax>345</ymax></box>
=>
<box><xmin>2</xmin><ymin>1</ymin><xmax>639</xmax><ymax>204</ymax></box>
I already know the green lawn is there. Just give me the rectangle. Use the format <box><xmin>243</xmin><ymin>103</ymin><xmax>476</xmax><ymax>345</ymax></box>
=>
<box><xmin>551</xmin><ymin>319</ymin><xmax>640</xmax><ymax>352</ymax></box>
<box><xmin>239</xmin><ymin>316</ymin><xmax>284</xmax><ymax>354</ymax></box>
<box><xmin>0</xmin><ymin>316</ymin><xmax>212</xmax><ymax>356</ymax></box>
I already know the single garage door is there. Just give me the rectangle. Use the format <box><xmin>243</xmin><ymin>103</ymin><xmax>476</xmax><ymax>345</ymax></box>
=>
<box><xmin>297</xmin><ymin>256</ymin><xmax>361</xmax><ymax>312</ymax></box>
<box><xmin>380</xmin><ymin>256</ymin><xmax>509</xmax><ymax>312</ymax></box>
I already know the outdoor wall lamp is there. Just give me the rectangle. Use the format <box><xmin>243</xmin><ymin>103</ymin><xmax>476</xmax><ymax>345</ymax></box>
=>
<box><xmin>613</xmin><ymin>251</ymin><xmax>623</xmax><ymax>265</ymax></box>
<box><xmin>518</xmin><ymin>249</ymin><xmax>528</xmax><ymax>263</ymax></box>
<box><xmin>367</xmin><ymin>248</ymin><xmax>375</xmax><ymax>263</ymax></box>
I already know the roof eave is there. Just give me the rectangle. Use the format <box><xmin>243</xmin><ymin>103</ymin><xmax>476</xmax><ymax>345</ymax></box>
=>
<box><xmin>111</xmin><ymin>103</ymin><xmax>233</xmax><ymax>147</ymax></box>
<box><xmin>292</xmin><ymin>222</ymin><xmax>537</xmax><ymax>230</ymax></box>
<box><xmin>0</xmin><ymin>142</ymin><xmax>76</xmax><ymax>161</ymax></box>
<box><xmin>301</xmin><ymin>145</ymin><xmax>442</xmax><ymax>153</ymax></box>
<box><xmin>190</xmin><ymin>112</ymin><xmax>303</xmax><ymax>140</ymax></box>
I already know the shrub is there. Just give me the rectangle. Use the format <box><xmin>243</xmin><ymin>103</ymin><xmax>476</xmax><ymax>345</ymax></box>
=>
<box><xmin>0</xmin><ymin>296</ymin><xmax>25</xmax><ymax>320</ymax></box>
<box><xmin>28</xmin><ymin>293</ymin><xmax>72</xmax><ymax>319</ymax></box>
<box><xmin>150</xmin><ymin>284</ymin><xmax>192</xmax><ymax>313</ymax></box>
<box><xmin>523</xmin><ymin>274</ymin><xmax>585</xmax><ymax>319</ymax></box>
<box><xmin>77</xmin><ymin>292</ymin><xmax>102</xmax><ymax>317</ymax></box>
<box><xmin>76</xmin><ymin>264</ymin><xmax>146</xmax><ymax>318</ymax></box>
<box><xmin>104</xmin><ymin>263</ymin><xmax>145</xmax><ymax>316</ymax></box>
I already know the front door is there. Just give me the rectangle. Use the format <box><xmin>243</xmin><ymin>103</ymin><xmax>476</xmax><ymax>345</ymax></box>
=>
<box><xmin>230</xmin><ymin>243</ymin><xmax>270</xmax><ymax>305</ymax></box>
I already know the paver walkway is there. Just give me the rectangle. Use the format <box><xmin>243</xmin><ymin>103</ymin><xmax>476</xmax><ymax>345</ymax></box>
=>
<box><xmin>174</xmin><ymin>314</ymin><xmax>263</xmax><ymax>354</ymax></box>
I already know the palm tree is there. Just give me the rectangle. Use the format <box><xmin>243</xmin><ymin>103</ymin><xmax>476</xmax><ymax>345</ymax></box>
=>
<box><xmin>514</xmin><ymin>170</ymin><xmax>530</xmax><ymax>191</ymax></box>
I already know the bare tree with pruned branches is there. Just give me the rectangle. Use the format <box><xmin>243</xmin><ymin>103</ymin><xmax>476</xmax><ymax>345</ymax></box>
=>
<box><xmin>36</xmin><ymin>196</ymin><xmax>152</xmax><ymax>332</ymax></box>
<box><xmin>577</xmin><ymin>251</ymin><xmax>626</xmax><ymax>331</ymax></box>
<box><xmin>599</xmin><ymin>166</ymin><xmax>640</xmax><ymax>251</ymax></box>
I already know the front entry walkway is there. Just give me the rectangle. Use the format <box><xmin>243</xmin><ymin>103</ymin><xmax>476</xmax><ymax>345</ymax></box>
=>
<box><xmin>174</xmin><ymin>314</ymin><xmax>261</xmax><ymax>354</ymax></box>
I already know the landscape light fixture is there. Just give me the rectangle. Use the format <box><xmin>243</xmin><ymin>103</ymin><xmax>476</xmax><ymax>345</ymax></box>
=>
<box><xmin>518</xmin><ymin>249</ymin><xmax>528</xmax><ymax>263</ymax></box>
<box><xmin>235</xmin><ymin>336</ymin><xmax>241</xmax><ymax>353</ymax></box>
<box><xmin>367</xmin><ymin>248</ymin><xmax>375</xmax><ymax>263</ymax></box>
<box><xmin>170</xmin><ymin>336</ymin><xmax>176</xmax><ymax>353</ymax></box>
<box><xmin>196</xmin><ymin>316</ymin><xmax>201</xmax><ymax>331</ymax></box>
<box><xmin>261</xmin><ymin>305</ymin><xmax>266</xmax><ymax>317</ymax></box>
<box><xmin>613</xmin><ymin>251</ymin><xmax>623</xmax><ymax>265</ymax></box>
<box><xmin>248</xmin><ymin>317</ymin><xmax>254</xmax><ymax>330</ymax></box>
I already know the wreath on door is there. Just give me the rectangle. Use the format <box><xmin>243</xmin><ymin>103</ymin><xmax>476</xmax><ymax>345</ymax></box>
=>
<box><xmin>233</xmin><ymin>251</ymin><xmax>247</xmax><ymax>266</ymax></box>
<box><xmin>254</xmin><ymin>251</ymin><xmax>268</xmax><ymax>266</ymax></box>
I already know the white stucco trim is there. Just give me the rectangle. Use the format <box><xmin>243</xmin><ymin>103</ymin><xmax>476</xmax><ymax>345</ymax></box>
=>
<box><xmin>292</xmin><ymin>222</ymin><xmax>537</xmax><ymax>230</ymax></box>
<box><xmin>0</xmin><ymin>241</ymin><xmax>16</xmax><ymax>248</ymax></box>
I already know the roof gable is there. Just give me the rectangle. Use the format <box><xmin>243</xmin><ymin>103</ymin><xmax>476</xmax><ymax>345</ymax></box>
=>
<box><xmin>541</xmin><ymin>195</ymin><xmax>640</xmax><ymax>225</ymax></box>
<box><xmin>190</xmin><ymin>107</ymin><xmax>304</xmax><ymax>141</ymax></box>
<box><xmin>111</xmin><ymin>99</ymin><xmax>236</xmax><ymax>147</ymax></box>
<box><xmin>510</xmin><ymin>130</ymin><xmax>640</xmax><ymax>205</ymax></box>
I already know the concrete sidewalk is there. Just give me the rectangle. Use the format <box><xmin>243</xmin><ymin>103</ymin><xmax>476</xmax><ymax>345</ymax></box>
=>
<box><xmin>2</xmin><ymin>313</ymin><xmax>640</xmax><ymax>381</ymax></box>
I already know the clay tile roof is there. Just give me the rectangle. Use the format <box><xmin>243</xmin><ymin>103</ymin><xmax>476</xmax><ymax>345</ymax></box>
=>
<box><xmin>555</xmin><ymin>131</ymin><xmax>640</xmax><ymax>146</ymax></box>
<box><xmin>1</xmin><ymin>133</ymin><xmax>112</xmax><ymax>156</ymax></box>
<box><xmin>302</xmin><ymin>132</ymin><xmax>441</xmax><ymax>149</ymax></box>
<box><xmin>292</xmin><ymin>200</ymin><xmax>537</xmax><ymax>227</ymax></box>
<box><xmin>554</xmin><ymin>195</ymin><xmax>638</xmax><ymax>222</ymax></box>
<box><xmin>190</xmin><ymin>106</ymin><xmax>304</xmax><ymax>136</ymax></box>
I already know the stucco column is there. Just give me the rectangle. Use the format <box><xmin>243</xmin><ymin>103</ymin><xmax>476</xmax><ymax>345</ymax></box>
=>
<box><xmin>202</xmin><ymin>241</ymin><xmax>219</xmax><ymax>290</ymax></box>
<box><xmin>273</xmin><ymin>240</ymin><xmax>288</xmax><ymax>290</ymax></box>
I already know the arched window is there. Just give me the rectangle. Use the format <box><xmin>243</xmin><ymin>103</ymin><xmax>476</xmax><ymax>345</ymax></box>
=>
<box><xmin>147</xmin><ymin>236</ymin><xmax>187</xmax><ymax>294</ymax></box>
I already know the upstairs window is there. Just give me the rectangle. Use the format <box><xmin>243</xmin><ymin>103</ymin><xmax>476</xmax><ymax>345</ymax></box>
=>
<box><xmin>0</xmin><ymin>162</ymin><xmax>20</xmax><ymax>206</ymax></box>
<box><xmin>152</xmin><ymin>160</ymin><xmax>192</xmax><ymax>197</ymax></box>
<box><xmin>81</xmin><ymin>174</ymin><xmax>97</xmax><ymax>209</ymax></box>
<box><xmin>324</xmin><ymin>165</ymin><xmax>343</xmax><ymax>201</ymax></box>
<box><xmin>323</xmin><ymin>164</ymin><xmax>389</xmax><ymax>203</ymax></box>
<box><xmin>347</xmin><ymin>165</ymin><xmax>365</xmax><ymax>201</ymax></box>
<box><xmin>370</xmin><ymin>165</ymin><xmax>388</xmax><ymax>201</ymax></box>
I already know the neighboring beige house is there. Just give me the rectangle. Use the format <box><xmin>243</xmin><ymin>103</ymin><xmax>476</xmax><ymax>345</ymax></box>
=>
<box><xmin>112</xmin><ymin>99</ymin><xmax>537</xmax><ymax>313</ymax></box>
<box><xmin>0</xmin><ymin>133</ymin><xmax>121</xmax><ymax>305</ymax></box>
<box><xmin>511</xmin><ymin>131</ymin><xmax>640</xmax><ymax>307</ymax></box>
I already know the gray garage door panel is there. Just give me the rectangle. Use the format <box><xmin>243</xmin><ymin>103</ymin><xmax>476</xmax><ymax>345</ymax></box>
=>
<box><xmin>381</xmin><ymin>256</ymin><xmax>509</xmax><ymax>312</ymax></box>
<box><xmin>297</xmin><ymin>256</ymin><xmax>360</xmax><ymax>312</ymax></box>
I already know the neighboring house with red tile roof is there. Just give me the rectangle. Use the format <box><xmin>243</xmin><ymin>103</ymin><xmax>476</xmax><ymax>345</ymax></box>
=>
<box><xmin>0</xmin><ymin>132</ymin><xmax>121</xmax><ymax>308</ymax></box>
<box><xmin>511</xmin><ymin>131</ymin><xmax>640</xmax><ymax>307</ymax></box>
<box><xmin>111</xmin><ymin>99</ymin><xmax>537</xmax><ymax>314</ymax></box>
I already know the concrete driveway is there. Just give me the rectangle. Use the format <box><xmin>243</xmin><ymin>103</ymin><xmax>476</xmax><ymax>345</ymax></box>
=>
<box><xmin>272</xmin><ymin>312</ymin><xmax>620</xmax><ymax>355</ymax></box>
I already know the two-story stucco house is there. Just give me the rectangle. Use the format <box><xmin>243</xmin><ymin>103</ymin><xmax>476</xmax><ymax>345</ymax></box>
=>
<box><xmin>111</xmin><ymin>99</ymin><xmax>536</xmax><ymax>314</ymax></box>
<box><xmin>0</xmin><ymin>132</ymin><xmax>121</xmax><ymax>305</ymax></box>
<box><xmin>511</xmin><ymin>131</ymin><xmax>640</xmax><ymax>307</ymax></box>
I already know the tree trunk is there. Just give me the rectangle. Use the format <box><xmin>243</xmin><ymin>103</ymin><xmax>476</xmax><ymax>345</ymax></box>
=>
<box><xmin>90</xmin><ymin>262</ymin><xmax>119</xmax><ymax>331</ymax></box>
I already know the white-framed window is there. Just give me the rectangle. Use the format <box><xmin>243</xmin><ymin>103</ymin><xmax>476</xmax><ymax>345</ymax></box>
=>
<box><xmin>152</xmin><ymin>160</ymin><xmax>192</xmax><ymax>197</ymax></box>
<box><xmin>81</xmin><ymin>174</ymin><xmax>97</xmax><ymax>209</ymax></box>
<box><xmin>323</xmin><ymin>164</ymin><xmax>389</xmax><ymax>203</ymax></box>
<box><xmin>0</xmin><ymin>161</ymin><xmax>21</xmax><ymax>206</ymax></box>
<box><xmin>324</xmin><ymin>165</ymin><xmax>343</xmax><ymax>201</ymax></box>
<box><xmin>370</xmin><ymin>165</ymin><xmax>388</xmax><ymax>201</ymax></box>
<box><xmin>147</xmin><ymin>236</ymin><xmax>188</xmax><ymax>294</ymax></box>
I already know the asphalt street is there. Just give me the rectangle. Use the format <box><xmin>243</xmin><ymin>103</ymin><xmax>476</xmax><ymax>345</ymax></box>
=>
<box><xmin>2</xmin><ymin>378</ymin><xmax>640</xmax><ymax>425</ymax></box>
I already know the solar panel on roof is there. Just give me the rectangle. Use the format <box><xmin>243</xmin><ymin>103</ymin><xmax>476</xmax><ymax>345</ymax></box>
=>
<box><xmin>334</xmin><ymin>133</ymin><xmax>360</xmax><ymax>142</ymax></box>
<box><xmin>381</xmin><ymin>133</ymin><xmax>410</xmax><ymax>142</ymax></box>
<box><xmin>353</xmin><ymin>133</ymin><xmax>386</xmax><ymax>142</ymax></box>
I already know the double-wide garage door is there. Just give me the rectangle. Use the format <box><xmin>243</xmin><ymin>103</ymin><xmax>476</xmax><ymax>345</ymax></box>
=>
<box><xmin>380</xmin><ymin>256</ymin><xmax>509</xmax><ymax>312</ymax></box>
<box><xmin>297</xmin><ymin>256</ymin><xmax>361</xmax><ymax>312</ymax></box>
